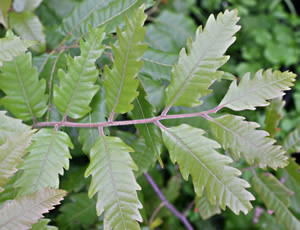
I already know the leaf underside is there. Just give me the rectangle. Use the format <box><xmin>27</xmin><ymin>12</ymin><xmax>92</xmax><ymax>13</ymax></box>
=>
<box><xmin>85</xmin><ymin>135</ymin><xmax>142</xmax><ymax>229</ymax></box>
<box><xmin>209</xmin><ymin>114</ymin><xmax>288</xmax><ymax>170</ymax></box>
<box><xmin>160</xmin><ymin>124</ymin><xmax>254</xmax><ymax>215</ymax></box>
<box><xmin>0</xmin><ymin>130</ymin><xmax>35</xmax><ymax>192</ymax></box>
<box><xmin>196</xmin><ymin>191</ymin><xmax>221</xmax><ymax>220</ymax></box>
<box><xmin>14</xmin><ymin>128</ymin><xmax>73</xmax><ymax>196</ymax></box>
<box><xmin>0</xmin><ymin>188</ymin><xmax>66</xmax><ymax>230</ymax></box>
<box><xmin>165</xmin><ymin>9</ymin><xmax>240</xmax><ymax>109</ymax></box>
<box><xmin>220</xmin><ymin>69</ymin><xmax>296</xmax><ymax>111</ymax></box>
<box><xmin>264</xmin><ymin>97</ymin><xmax>284</xmax><ymax>138</ymax></box>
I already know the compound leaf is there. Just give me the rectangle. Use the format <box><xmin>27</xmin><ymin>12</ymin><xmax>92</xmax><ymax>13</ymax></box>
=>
<box><xmin>132</xmin><ymin>85</ymin><xmax>162</xmax><ymax>165</ymax></box>
<box><xmin>54</xmin><ymin>26</ymin><xmax>105</xmax><ymax>120</ymax></box>
<box><xmin>209</xmin><ymin>114</ymin><xmax>287</xmax><ymax>170</ymax></box>
<box><xmin>220</xmin><ymin>69</ymin><xmax>296</xmax><ymax>111</ymax></box>
<box><xmin>104</xmin><ymin>5</ymin><xmax>147</xmax><ymax>120</ymax></box>
<box><xmin>160</xmin><ymin>124</ymin><xmax>254</xmax><ymax>214</ymax></box>
<box><xmin>0</xmin><ymin>130</ymin><xmax>35</xmax><ymax>192</ymax></box>
<box><xmin>0</xmin><ymin>53</ymin><xmax>48</xmax><ymax>121</ymax></box>
<box><xmin>0</xmin><ymin>188</ymin><xmax>66</xmax><ymax>230</ymax></box>
<box><xmin>0</xmin><ymin>30</ymin><xmax>35</xmax><ymax>66</ymax></box>
<box><xmin>85</xmin><ymin>135</ymin><xmax>142</xmax><ymax>229</ymax></box>
<box><xmin>9</xmin><ymin>11</ymin><xmax>46</xmax><ymax>53</ymax></box>
<box><xmin>14</xmin><ymin>129</ymin><xmax>73</xmax><ymax>196</ymax></box>
<box><xmin>164</xmin><ymin>10</ymin><xmax>240</xmax><ymax>110</ymax></box>
<box><xmin>252</xmin><ymin>173</ymin><xmax>300</xmax><ymax>230</ymax></box>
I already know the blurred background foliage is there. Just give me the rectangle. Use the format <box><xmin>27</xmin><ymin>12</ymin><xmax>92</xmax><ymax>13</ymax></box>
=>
<box><xmin>1</xmin><ymin>0</ymin><xmax>299</xmax><ymax>229</ymax></box>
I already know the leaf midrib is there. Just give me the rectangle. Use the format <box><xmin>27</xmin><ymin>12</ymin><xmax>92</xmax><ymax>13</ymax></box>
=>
<box><xmin>109</xmin><ymin>15</ymin><xmax>139</xmax><ymax>119</ymax></box>
<box><xmin>101</xmin><ymin>135</ymin><xmax>126</xmax><ymax>229</ymax></box>
<box><xmin>14</xmin><ymin>58</ymin><xmax>35</xmax><ymax>120</ymax></box>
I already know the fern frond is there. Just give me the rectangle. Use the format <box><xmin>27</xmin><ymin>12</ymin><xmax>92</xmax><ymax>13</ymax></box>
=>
<box><xmin>0</xmin><ymin>130</ymin><xmax>35</xmax><ymax>192</ymax></box>
<box><xmin>59</xmin><ymin>0</ymin><xmax>151</xmax><ymax>41</ymax></box>
<box><xmin>252</xmin><ymin>173</ymin><xmax>300</xmax><ymax>230</ymax></box>
<box><xmin>160</xmin><ymin>124</ymin><xmax>254</xmax><ymax>214</ymax></box>
<box><xmin>164</xmin><ymin>10</ymin><xmax>240</xmax><ymax>110</ymax></box>
<box><xmin>14</xmin><ymin>128</ymin><xmax>73</xmax><ymax>196</ymax></box>
<box><xmin>195</xmin><ymin>191</ymin><xmax>221</xmax><ymax>220</ymax></box>
<box><xmin>104</xmin><ymin>5</ymin><xmax>147</xmax><ymax>120</ymax></box>
<box><xmin>130</xmin><ymin>138</ymin><xmax>157</xmax><ymax>177</ymax></box>
<box><xmin>54</xmin><ymin>26</ymin><xmax>105</xmax><ymax>120</ymax></box>
<box><xmin>0</xmin><ymin>30</ymin><xmax>35</xmax><ymax>66</ymax></box>
<box><xmin>220</xmin><ymin>69</ymin><xmax>296</xmax><ymax>111</ymax></box>
<box><xmin>0</xmin><ymin>111</ymin><xmax>31</xmax><ymax>145</ymax></box>
<box><xmin>0</xmin><ymin>53</ymin><xmax>48</xmax><ymax>121</ymax></box>
<box><xmin>283</xmin><ymin>124</ymin><xmax>300</xmax><ymax>153</ymax></box>
<box><xmin>85</xmin><ymin>135</ymin><xmax>142</xmax><ymax>229</ymax></box>
<box><xmin>209</xmin><ymin>114</ymin><xmax>287</xmax><ymax>170</ymax></box>
<box><xmin>132</xmin><ymin>85</ymin><xmax>162</xmax><ymax>165</ymax></box>
<box><xmin>0</xmin><ymin>188</ymin><xmax>66</xmax><ymax>230</ymax></box>
<box><xmin>9</xmin><ymin>11</ymin><xmax>46</xmax><ymax>52</ymax></box>
<box><xmin>264</xmin><ymin>97</ymin><xmax>284</xmax><ymax>138</ymax></box>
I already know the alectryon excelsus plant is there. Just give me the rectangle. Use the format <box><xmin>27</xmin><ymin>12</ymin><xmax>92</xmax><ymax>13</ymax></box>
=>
<box><xmin>0</xmin><ymin>2</ymin><xmax>299</xmax><ymax>230</ymax></box>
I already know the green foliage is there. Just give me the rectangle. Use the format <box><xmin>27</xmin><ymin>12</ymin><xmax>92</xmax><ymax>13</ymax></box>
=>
<box><xmin>0</xmin><ymin>30</ymin><xmax>35</xmax><ymax>66</ymax></box>
<box><xmin>252</xmin><ymin>173</ymin><xmax>300</xmax><ymax>230</ymax></box>
<box><xmin>0</xmin><ymin>1</ymin><xmax>299</xmax><ymax>229</ymax></box>
<box><xmin>165</xmin><ymin>10</ymin><xmax>240</xmax><ymax>109</ymax></box>
<box><xmin>0</xmin><ymin>188</ymin><xmax>66</xmax><ymax>229</ymax></box>
<box><xmin>14</xmin><ymin>128</ymin><xmax>73</xmax><ymax>196</ymax></box>
<box><xmin>220</xmin><ymin>70</ymin><xmax>296</xmax><ymax>111</ymax></box>
<box><xmin>9</xmin><ymin>11</ymin><xmax>46</xmax><ymax>52</ymax></box>
<box><xmin>132</xmin><ymin>85</ymin><xmax>163</xmax><ymax>164</ymax></box>
<box><xmin>0</xmin><ymin>53</ymin><xmax>48</xmax><ymax>121</ymax></box>
<box><xmin>54</xmin><ymin>26</ymin><xmax>105</xmax><ymax>119</ymax></box>
<box><xmin>85</xmin><ymin>135</ymin><xmax>142</xmax><ymax>229</ymax></box>
<box><xmin>104</xmin><ymin>5</ymin><xmax>147</xmax><ymax>119</ymax></box>
<box><xmin>160</xmin><ymin>124</ymin><xmax>254</xmax><ymax>214</ymax></box>
<box><xmin>209</xmin><ymin>114</ymin><xmax>287</xmax><ymax>170</ymax></box>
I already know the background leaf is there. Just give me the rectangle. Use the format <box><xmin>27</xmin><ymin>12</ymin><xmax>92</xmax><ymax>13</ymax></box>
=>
<box><xmin>283</xmin><ymin>124</ymin><xmax>300</xmax><ymax>153</ymax></box>
<box><xmin>9</xmin><ymin>11</ymin><xmax>46</xmax><ymax>52</ymax></box>
<box><xmin>132</xmin><ymin>85</ymin><xmax>162</xmax><ymax>164</ymax></box>
<box><xmin>0</xmin><ymin>0</ymin><xmax>11</xmax><ymax>28</ymax></box>
<box><xmin>0</xmin><ymin>53</ymin><xmax>48</xmax><ymax>121</ymax></box>
<box><xmin>0</xmin><ymin>30</ymin><xmax>35</xmax><ymax>66</ymax></box>
<box><xmin>0</xmin><ymin>188</ymin><xmax>66</xmax><ymax>230</ymax></box>
<box><xmin>252</xmin><ymin>173</ymin><xmax>300</xmax><ymax>230</ymax></box>
<box><xmin>264</xmin><ymin>97</ymin><xmax>284</xmax><ymax>138</ymax></box>
<box><xmin>195</xmin><ymin>191</ymin><xmax>221</xmax><ymax>220</ymax></box>
<box><xmin>13</xmin><ymin>0</ymin><xmax>43</xmax><ymax>12</ymax></box>
<box><xmin>31</xmin><ymin>219</ymin><xmax>57</xmax><ymax>230</ymax></box>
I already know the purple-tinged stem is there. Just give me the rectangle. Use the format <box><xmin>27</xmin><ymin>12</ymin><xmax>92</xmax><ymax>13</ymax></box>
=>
<box><xmin>144</xmin><ymin>173</ymin><xmax>194</xmax><ymax>230</ymax></box>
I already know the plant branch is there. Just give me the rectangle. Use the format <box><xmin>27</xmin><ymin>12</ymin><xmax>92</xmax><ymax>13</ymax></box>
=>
<box><xmin>32</xmin><ymin>106</ymin><xmax>223</xmax><ymax>129</ymax></box>
<box><xmin>144</xmin><ymin>173</ymin><xmax>194</xmax><ymax>230</ymax></box>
